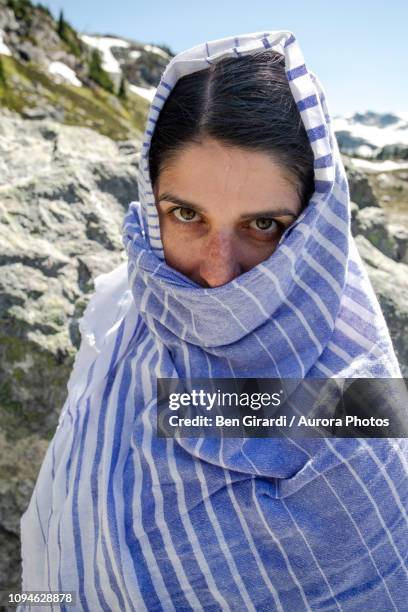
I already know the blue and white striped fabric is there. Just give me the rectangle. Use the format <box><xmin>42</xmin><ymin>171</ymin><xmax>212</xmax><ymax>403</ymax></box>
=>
<box><xmin>19</xmin><ymin>31</ymin><xmax>408</xmax><ymax>611</ymax></box>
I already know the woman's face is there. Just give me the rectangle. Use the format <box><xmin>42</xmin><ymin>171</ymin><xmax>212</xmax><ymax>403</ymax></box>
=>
<box><xmin>154</xmin><ymin>137</ymin><xmax>303</xmax><ymax>288</ymax></box>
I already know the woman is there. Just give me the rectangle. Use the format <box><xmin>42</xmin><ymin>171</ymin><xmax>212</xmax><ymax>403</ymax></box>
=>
<box><xmin>19</xmin><ymin>30</ymin><xmax>407</xmax><ymax>611</ymax></box>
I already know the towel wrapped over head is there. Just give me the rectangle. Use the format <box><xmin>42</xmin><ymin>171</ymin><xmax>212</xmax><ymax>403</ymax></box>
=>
<box><xmin>19</xmin><ymin>30</ymin><xmax>408</xmax><ymax>611</ymax></box>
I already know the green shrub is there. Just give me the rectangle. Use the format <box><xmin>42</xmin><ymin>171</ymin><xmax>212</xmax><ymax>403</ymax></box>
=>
<box><xmin>117</xmin><ymin>75</ymin><xmax>127</xmax><ymax>100</ymax></box>
<box><xmin>57</xmin><ymin>9</ymin><xmax>65</xmax><ymax>36</ymax></box>
<box><xmin>56</xmin><ymin>9</ymin><xmax>82</xmax><ymax>57</ymax></box>
<box><xmin>88</xmin><ymin>49</ymin><xmax>114</xmax><ymax>93</ymax></box>
<box><xmin>36</xmin><ymin>2</ymin><xmax>52</xmax><ymax>17</ymax></box>
<box><xmin>0</xmin><ymin>58</ymin><xmax>6</xmax><ymax>88</ymax></box>
<box><xmin>7</xmin><ymin>0</ymin><xmax>33</xmax><ymax>23</ymax></box>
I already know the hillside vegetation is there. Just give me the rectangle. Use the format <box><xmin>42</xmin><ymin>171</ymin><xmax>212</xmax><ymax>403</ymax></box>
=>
<box><xmin>0</xmin><ymin>0</ymin><xmax>172</xmax><ymax>139</ymax></box>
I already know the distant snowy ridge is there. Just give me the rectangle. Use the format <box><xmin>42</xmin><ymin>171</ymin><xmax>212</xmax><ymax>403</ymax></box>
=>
<box><xmin>349</xmin><ymin>157</ymin><xmax>408</xmax><ymax>173</ymax></box>
<box><xmin>79</xmin><ymin>33</ymin><xmax>171</xmax><ymax>93</ymax></box>
<box><xmin>333</xmin><ymin>111</ymin><xmax>408</xmax><ymax>158</ymax></box>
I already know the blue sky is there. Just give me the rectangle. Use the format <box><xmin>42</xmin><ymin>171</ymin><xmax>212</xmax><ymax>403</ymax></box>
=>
<box><xmin>44</xmin><ymin>0</ymin><xmax>408</xmax><ymax>116</ymax></box>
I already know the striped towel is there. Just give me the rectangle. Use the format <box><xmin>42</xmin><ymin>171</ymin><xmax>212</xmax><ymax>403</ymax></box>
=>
<box><xmin>19</xmin><ymin>31</ymin><xmax>408</xmax><ymax>611</ymax></box>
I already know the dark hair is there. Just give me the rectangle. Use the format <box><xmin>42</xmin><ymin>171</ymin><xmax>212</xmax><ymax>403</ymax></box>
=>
<box><xmin>149</xmin><ymin>50</ymin><xmax>315</xmax><ymax>206</ymax></box>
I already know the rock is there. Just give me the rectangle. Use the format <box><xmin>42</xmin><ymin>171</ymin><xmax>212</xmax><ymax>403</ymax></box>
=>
<box><xmin>22</xmin><ymin>105</ymin><xmax>65</xmax><ymax>122</ymax></box>
<box><xmin>16</xmin><ymin>39</ymin><xmax>48</xmax><ymax>67</ymax></box>
<box><xmin>0</xmin><ymin>108</ymin><xmax>141</xmax><ymax>594</ymax></box>
<box><xmin>355</xmin><ymin>235</ymin><xmax>408</xmax><ymax>375</ymax></box>
<box><xmin>117</xmin><ymin>139</ymin><xmax>141</xmax><ymax>157</ymax></box>
<box><xmin>377</xmin><ymin>173</ymin><xmax>395</xmax><ymax>188</ymax></box>
<box><xmin>389</xmin><ymin>224</ymin><xmax>408</xmax><ymax>263</ymax></box>
<box><xmin>377</xmin><ymin>143</ymin><xmax>408</xmax><ymax>161</ymax></box>
<box><xmin>342</xmin><ymin>156</ymin><xmax>380</xmax><ymax>208</ymax></box>
<box><xmin>354</xmin><ymin>206</ymin><xmax>398</xmax><ymax>260</ymax></box>
<box><xmin>0</xmin><ymin>430</ymin><xmax>49</xmax><ymax>594</ymax></box>
<box><xmin>0</xmin><ymin>2</ymin><xmax>19</xmax><ymax>32</ymax></box>
<box><xmin>350</xmin><ymin>201</ymin><xmax>360</xmax><ymax>236</ymax></box>
<box><xmin>0</xmin><ymin>117</ymin><xmax>139</xmax><ymax>446</ymax></box>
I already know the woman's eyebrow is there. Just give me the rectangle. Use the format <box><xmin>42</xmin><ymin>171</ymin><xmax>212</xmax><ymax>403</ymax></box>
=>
<box><xmin>157</xmin><ymin>192</ymin><xmax>299</xmax><ymax>218</ymax></box>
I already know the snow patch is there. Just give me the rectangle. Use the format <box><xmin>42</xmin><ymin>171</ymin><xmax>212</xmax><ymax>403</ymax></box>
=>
<box><xmin>129</xmin><ymin>84</ymin><xmax>157</xmax><ymax>102</ymax></box>
<box><xmin>0</xmin><ymin>29</ymin><xmax>12</xmax><ymax>56</ymax></box>
<box><xmin>129</xmin><ymin>50</ymin><xmax>142</xmax><ymax>60</ymax></box>
<box><xmin>333</xmin><ymin>114</ymin><xmax>408</xmax><ymax>149</ymax></box>
<box><xmin>48</xmin><ymin>61</ymin><xmax>82</xmax><ymax>87</ymax></box>
<box><xmin>80</xmin><ymin>35</ymin><xmax>130</xmax><ymax>74</ymax></box>
<box><xmin>143</xmin><ymin>44</ymin><xmax>169</xmax><ymax>59</ymax></box>
<box><xmin>397</xmin><ymin>111</ymin><xmax>408</xmax><ymax>122</ymax></box>
<box><xmin>350</xmin><ymin>158</ymin><xmax>408</xmax><ymax>173</ymax></box>
<box><xmin>354</xmin><ymin>145</ymin><xmax>377</xmax><ymax>159</ymax></box>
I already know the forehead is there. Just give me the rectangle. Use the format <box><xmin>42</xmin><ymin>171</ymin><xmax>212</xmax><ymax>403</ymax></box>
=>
<box><xmin>156</xmin><ymin>138</ymin><xmax>301</xmax><ymax>212</ymax></box>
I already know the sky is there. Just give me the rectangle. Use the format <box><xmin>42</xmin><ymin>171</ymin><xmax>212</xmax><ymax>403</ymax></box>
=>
<box><xmin>44</xmin><ymin>0</ymin><xmax>408</xmax><ymax>117</ymax></box>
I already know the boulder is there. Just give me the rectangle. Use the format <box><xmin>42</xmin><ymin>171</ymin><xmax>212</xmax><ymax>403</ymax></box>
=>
<box><xmin>354</xmin><ymin>235</ymin><xmax>408</xmax><ymax>376</ymax></box>
<box><xmin>353</xmin><ymin>206</ymin><xmax>399</xmax><ymax>260</ymax></box>
<box><xmin>342</xmin><ymin>155</ymin><xmax>380</xmax><ymax>208</ymax></box>
<box><xmin>0</xmin><ymin>110</ymin><xmax>140</xmax><ymax>593</ymax></box>
<box><xmin>389</xmin><ymin>224</ymin><xmax>408</xmax><ymax>264</ymax></box>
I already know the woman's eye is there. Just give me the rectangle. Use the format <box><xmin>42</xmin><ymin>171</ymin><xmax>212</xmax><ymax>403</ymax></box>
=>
<box><xmin>172</xmin><ymin>207</ymin><xmax>200</xmax><ymax>222</ymax></box>
<box><xmin>249</xmin><ymin>218</ymin><xmax>280</xmax><ymax>232</ymax></box>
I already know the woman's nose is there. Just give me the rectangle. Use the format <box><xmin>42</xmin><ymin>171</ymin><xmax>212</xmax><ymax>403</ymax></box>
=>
<box><xmin>198</xmin><ymin>231</ymin><xmax>242</xmax><ymax>288</ymax></box>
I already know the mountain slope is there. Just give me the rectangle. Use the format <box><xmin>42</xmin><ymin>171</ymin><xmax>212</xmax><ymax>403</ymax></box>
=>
<box><xmin>0</xmin><ymin>0</ymin><xmax>173</xmax><ymax>140</ymax></box>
